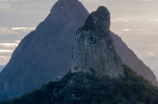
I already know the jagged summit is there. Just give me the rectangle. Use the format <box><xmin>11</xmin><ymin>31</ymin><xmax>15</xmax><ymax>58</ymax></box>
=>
<box><xmin>0</xmin><ymin>0</ymin><xmax>157</xmax><ymax>101</ymax></box>
<box><xmin>71</xmin><ymin>6</ymin><xmax>124</xmax><ymax>78</ymax></box>
<box><xmin>85</xmin><ymin>6</ymin><xmax>110</xmax><ymax>30</ymax></box>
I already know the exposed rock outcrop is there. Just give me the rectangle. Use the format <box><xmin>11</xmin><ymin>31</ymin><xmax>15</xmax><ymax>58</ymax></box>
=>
<box><xmin>71</xmin><ymin>7</ymin><xmax>124</xmax><ymax>78</ymax></box>
<box><xmin>0</xmin><ymin>0</ymin><xmax>157</xmax><ymax>101</ymax></box>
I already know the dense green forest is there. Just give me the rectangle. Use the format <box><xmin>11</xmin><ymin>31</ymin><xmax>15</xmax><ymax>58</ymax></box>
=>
<box><xmin>1</xmin><ymin>65</ymin><xmax>158</xmax><ymax>104</ymax></box>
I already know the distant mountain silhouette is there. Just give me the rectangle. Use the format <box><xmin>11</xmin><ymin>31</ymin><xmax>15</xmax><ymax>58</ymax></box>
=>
<box><xmin>0</xmin><ymin>0</ymin><xmax>89</xmax><ymax>100</ymax></box>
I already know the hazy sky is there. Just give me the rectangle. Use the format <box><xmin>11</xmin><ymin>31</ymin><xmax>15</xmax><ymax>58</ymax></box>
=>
<box><xmin>0</xmin><ymin>0</ymin><xmax>158</xmax><ymax>65</ymax></box>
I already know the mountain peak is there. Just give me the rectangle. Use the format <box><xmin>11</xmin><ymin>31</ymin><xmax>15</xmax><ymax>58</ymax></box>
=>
<box><xmin>0</xmin><ymin>0</ymin><xmax>89</xmax><ymax>100</ymax></box>
<box><xmin>46</xmin><ymin>0</ymin><xmax>88</xmax><ymax>24</ymax></box>
<box><xmin>85</xmin><ymin>6</ymin><xmax>110</xmax><ymax>30</ymax></box>
<box><xmin>71</xmin><ymin>6</ymin><xmax>124</xmax><ymax>78</ymax></box>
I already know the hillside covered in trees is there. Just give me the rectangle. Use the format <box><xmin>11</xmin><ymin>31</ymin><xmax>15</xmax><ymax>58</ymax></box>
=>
<box><xmin>1</xmin><ymin>65</ymin><xmax>158</xmax><ymax>104</ymax></box>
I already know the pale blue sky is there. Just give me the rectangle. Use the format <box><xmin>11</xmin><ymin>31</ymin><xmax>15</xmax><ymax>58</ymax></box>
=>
<box><xmin>0</xmin><ymin>0</ymin><xmax>158</xmax><ymax>65</ymax></box>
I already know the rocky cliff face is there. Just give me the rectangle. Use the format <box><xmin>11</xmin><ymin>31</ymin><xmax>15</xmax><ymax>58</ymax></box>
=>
<box><xmin>71</xmin><ymin>7</ymin><xmax>124</xmax><ymax>78</ymax></box>
<box><xmin>111</xmin><ymin>32</ymin><xmax>158</xmax><ymax>86</ymax></box>
<box><xmin>0</xmin><ymin>0</ymin><xmax>157</xmax><ymax>101</ymax></box>
<box><xmin>0</xmin><ymin>0</ymin><xmax>89</xmax><ymax>100</ymax></box>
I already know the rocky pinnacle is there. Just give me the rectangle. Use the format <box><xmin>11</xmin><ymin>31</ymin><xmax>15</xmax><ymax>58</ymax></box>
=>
<box><xmin>71</xmin><ymin>6</ymin><xmax>124</xmax><ymax>78</ymax></box>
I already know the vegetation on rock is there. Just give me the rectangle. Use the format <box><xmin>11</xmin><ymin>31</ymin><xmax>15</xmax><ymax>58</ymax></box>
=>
<box><xmin>1</xmin><ymin>65</ymin><xmax>158</xmax><ymax>104</ymax></box>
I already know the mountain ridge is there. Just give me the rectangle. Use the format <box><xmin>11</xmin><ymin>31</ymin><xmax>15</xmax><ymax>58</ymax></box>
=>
<box><xmin>0</xmin><ymin>0</ymin><xmax>89</xmax><ymax>100</ymax></box>
<box><xmin>0</xmin><ymin>6</ymin><xmax>158</xmax><ymax>103</ymax></box>
<box><xmin>0</xmin><ymin>0</ymin><xmax>157</xmax><ymax>101</ymax></box>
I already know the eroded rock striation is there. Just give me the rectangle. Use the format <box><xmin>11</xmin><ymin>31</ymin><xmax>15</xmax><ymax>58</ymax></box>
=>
<box><xmin>71</xmin><ymin>7</ymin><xmax>124</xmax><ymax>78</ymax></box>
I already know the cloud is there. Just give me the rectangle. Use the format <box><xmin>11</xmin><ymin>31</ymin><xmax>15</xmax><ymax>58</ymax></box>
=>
<box><xmin>112</xmin><ymin>17</ymin><xmax>158</xmax><ymax>23</ymax></box>
<box><xmin>0</xmin><ymin>56</ymin><xmax>10</xmax><ymax>65</ymax></box>
<box><xmin>0</xmin><ymin>43</ymin><xmax>18</xmax><ymax>60</ymax></box>
<box><xmin>12</xmin><ymin>27</ymin><xmax>35</xmax><ymax>32</ymax></box>
<box><xmin>0</xmin><ymin>0</ymin><xmax>25</xmax><ymax>2</ymax></box>
<box><xmin>10</xmin><ymin>0</ymin><xmax>25</xmax><ymax>1</ymax></box>
<box><xmin>0</xmin><ymin>43</ymin><xmax>18</xmax><ymax>47</ymax></box>
<box><xmin>148</xmin><ymin>52</ymin><xmax>155</xmax><ymax>56</ymax></box>
<box><xmin>139</xmin><ymin>29</ymin><xmax>150</xmax><ymax>31</ymax></box>
<box><xmin>123</xmin><ymin>29</ymin><xmax>130</xmax><ymax>31</ymax></box>
<box><xmin>149</xmin><ymin>18</ymin><xmax>158</xmax><ymax>22</ymax></box>
<box><xmin>81</xmin><ymin>0</ymin><xmax>158</xmax><ymax>1</ymax></box>
<box><xmin>84</xmin><ymin>0</ymin><xmax>98</xmax><ymax>2</ymax></box>
<box><xmin>14</xmin><ymin>40</ymin><xmax>20</xmax><ymax>43</ymax></box>
<box><xmin>0</xmin><ymin>50</ymin><xmax>13</xmax><ymax>53</ymax></box>
<box><xmin>0</xmin><ymin>0</ymin><xmax>158</xmax><ymax>64</ymax></box>
<box><xmin>0</xmin><ymin>27</ymin><xmax>19</xmax><ymax>35</ymax></box>
<box><xmin>0</xmin><ymin>3</ymin><xmax>10</xmax><ymax>9</ymax></box>
<box><xmin>105</xmin><ymin>0</ymin><xmax>158</xmax><ymax>1</ymax></box>
<box><xmin>0</xmin><ymin>43</ymin><xmax>18</xmax><ymax>51</ymax></box>
<box><xmin>141</xmin><ymin>0</ymin><xmax>158</xmax><ymax>1</ymax></box>
<box><xmin>112</xmin><ymin>17</ymin><xmax>132</xmax><ymax>22</ymax></box>
<box><xmin>0</xmin><ymin>0</ymin><xmax>8</xmax><ymax>2</ymax></box>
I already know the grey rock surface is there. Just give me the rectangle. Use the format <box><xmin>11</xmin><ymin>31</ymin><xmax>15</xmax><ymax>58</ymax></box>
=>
<box><xmin>71</xmin><ymin>7</ymin><xmax>124</xmax><ymax>78</ymax></box>
<box><xmin>0</xmin><ymin>0</ymin><xmax>89</xmax><ymax>100</ymax></box>
<box><xmin>0</xmin><ymin>0</ymin><xmax>157</xmax><ymax>101</ymax></box>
